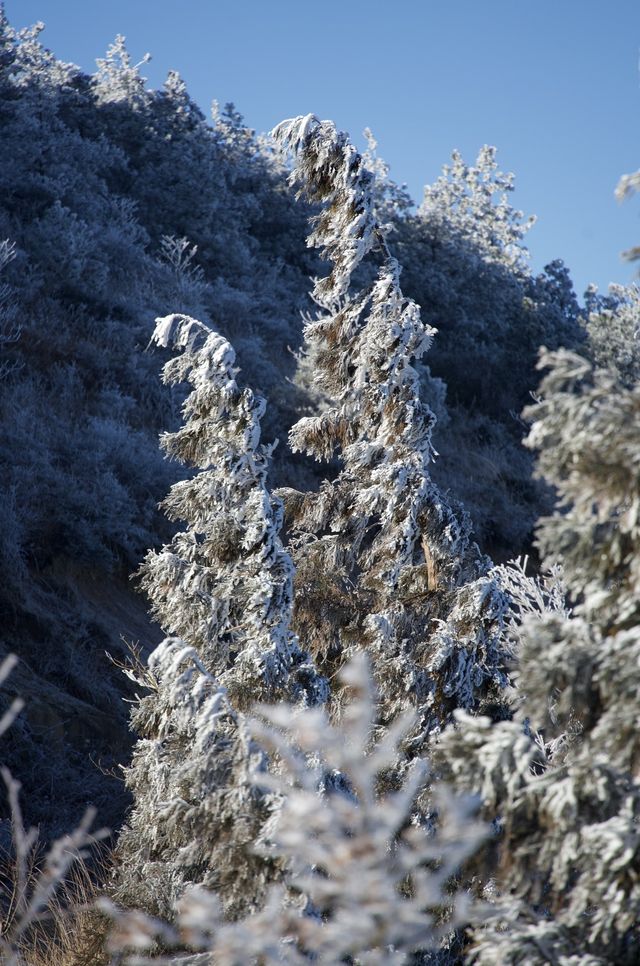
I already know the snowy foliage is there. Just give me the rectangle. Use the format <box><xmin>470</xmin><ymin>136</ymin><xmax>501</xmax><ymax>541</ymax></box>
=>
<box><xmin>105</xmin><ymin>656</ymin><xmax>488</xmax><ymax>964</ymax></box>
<box><xmin>438</xmin><ymin>343</ymin><xmax>640</xmax><ymax>963</ymax></box>
<box><xmin>113</xmin><ymin>638</ymin><xmax>279</xmax><ymax>921</ymax></box>
<box><xmin>138</xmin><ymin>314</ymin><xmax>325</xmax><ymax>708</ymax></box>
<box><xmin>7</xmin><ymin>8</ymin><xmax>635</xmax><ymax>963</ymax></box>
<box><xmin>395</xmin><ymin>146</ymin><xmax>585</xmax><ymax>555</ymax></box>
<box><xmin>273</xmin><ymin>115</ymin><xmax>511</xmax><ymax>736</ymax></box>
<box><xmin>420</xmin><ymin>147</ymin><xmax>534</xmax><ymax>272</ymax></box>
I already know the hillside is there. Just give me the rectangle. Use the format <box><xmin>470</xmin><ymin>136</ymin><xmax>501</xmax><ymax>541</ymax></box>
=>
<box><xmin>2</xmin><ymin>9</ymin><xmax>640</xmax><ymax>965</ymax></box>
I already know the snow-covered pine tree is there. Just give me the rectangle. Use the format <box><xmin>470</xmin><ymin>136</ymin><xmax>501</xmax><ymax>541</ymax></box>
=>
<box><xmin>439</xmin><ymin>342</ymin><xmax>640</xmax><ymax>963</ymax></box>
<box><xmin>272</xmin><ymin>115</ymin><xmax>510</xmax><ymax>737</ymax></box>
<box><xmin>114</xmin><ymin>315</ymin><xmax>326</xmax><ymax>918</ymax></box>
<box><xmin>138</xmin><ymin>313</ymin><xmax>326</xmax><ymax>709</ymax></box>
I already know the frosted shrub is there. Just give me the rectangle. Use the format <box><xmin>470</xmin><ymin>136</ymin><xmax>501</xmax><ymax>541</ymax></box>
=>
<box><xmin>105</xmin><ymin>656</ymin><xmax>487</xmax><ymax>964</ymax></box>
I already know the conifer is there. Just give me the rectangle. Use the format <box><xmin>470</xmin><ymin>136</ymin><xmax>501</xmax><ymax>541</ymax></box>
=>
<box><xmin>273</xmin><ymin>116</ymin><xmax>510</xmax><ymax>736</ymax></box>
<box><xmin>139</xmin><ymin>313</ymin><xmax>326</xmax><ymax>709</ymax></box>
<box><xmin>439</xmin><ymin>344</ymin><xmax>640</xmax><ymax>963</ymax></box>
<box><xmin>115</xmin><ymin>315</ymin><xmax>325</xmax><ymax>917</ymax></box>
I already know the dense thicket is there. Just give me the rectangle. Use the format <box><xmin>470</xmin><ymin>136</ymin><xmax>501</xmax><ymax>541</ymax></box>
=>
<box><xmin>0</xmin><ymin>9</ymin><xmax>539</xmax><ymax>838</ymax></box>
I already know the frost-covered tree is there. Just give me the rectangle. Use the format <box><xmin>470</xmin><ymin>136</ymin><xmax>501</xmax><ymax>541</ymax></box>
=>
<box><xmin>439</xmin><ymin>345</ymin><xmax>640</xmax><ymax>963</ymax></box>
<box><xmin>272</xmin><ymin>116</ymin><xmax>510</xmax><ymax>738</ymax></box>
<box><xmin>115</xmin><ymin>315</ymin><xmax>325</xmax><ymax>917</ymax></box>
<box><xmin>394</xmin><ymin>146</ymin><xmax>585</xmax><ymax>555</ymax></box>
<box><xmin>138</xmin><ymin>313</ymin><xmax>326</xmax><ymax>708</ymax></box>
<box><xmin>105</xmin><ymin>655</ymin><xmax>488</xmax><ymax>964</ymax></box>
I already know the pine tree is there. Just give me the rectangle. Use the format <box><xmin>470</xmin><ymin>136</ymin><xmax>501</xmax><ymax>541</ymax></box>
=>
<box><xmin>138</xmin><ymin>313</ymin><xmax>326</xmax><ymax>709</ymax></box>
<box><xmin>439</xmin><ymin>344</ymin><xmax>640</xmax><ymax>963</ymax></box>
<box><xmin>115</xmin><ymin>314</ymin><xmax>326</xmax><ymax>917</ymax></box>
<box><xmin>272</xmin><ymin>116</ymin><xmax>510</xmax><ymax>738</ymax></box>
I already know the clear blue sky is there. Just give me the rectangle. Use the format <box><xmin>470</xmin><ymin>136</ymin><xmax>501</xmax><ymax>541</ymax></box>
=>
<box><xmin>11</xmin><ymin>0</ymin><xmax>640</xmax><ymax>297</ymax></box>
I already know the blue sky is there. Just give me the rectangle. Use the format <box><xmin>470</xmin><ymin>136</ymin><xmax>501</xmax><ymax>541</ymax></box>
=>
<box><xmin>11</xmin><ymin>0</ymin><xmax>640</xmax><ymax>297</ymax></box>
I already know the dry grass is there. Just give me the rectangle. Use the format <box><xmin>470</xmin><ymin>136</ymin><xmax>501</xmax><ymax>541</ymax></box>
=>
<box><xmin>12</xmin><ymin>879</ymin><xmax>111</xmax><ymax>966</ymax></box>
<box><xmin>0</xmin><ymin>654</ymin><xmax>118</xmax><ymax>966</ymax></box>
<box><xmin>0</xmin><ymin>772</ymin><xmax>112</xmax><ymax>966</ymax></box>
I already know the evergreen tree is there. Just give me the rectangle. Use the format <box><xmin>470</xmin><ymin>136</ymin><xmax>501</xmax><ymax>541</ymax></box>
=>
<box><xmin>115</xmin><ymin>315</ymin><xmax>325</xmax><ymax>917</ymax></box>
<box><xmin>439</xmin><ymin>343</ymin><xmax>640</xmax><ymax>963</ymax></box>
<box><xmin>273</xmin><ymin>116</ymin><xmax>510</xmax><ymax>738</ymax></box>
<box><xmin>138</xmin><ymin>313</ymin><xmax>326</xmax><ymax>709</ymax></box>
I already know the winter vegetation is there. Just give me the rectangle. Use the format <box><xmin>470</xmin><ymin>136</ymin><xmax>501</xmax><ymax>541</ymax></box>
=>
<box><xmin>1</xmin><ymin>6</ymin><xmax>640</xmax><ymax>964</ymax></box>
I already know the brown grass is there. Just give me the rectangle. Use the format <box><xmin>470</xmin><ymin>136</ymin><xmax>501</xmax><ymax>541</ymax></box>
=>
<box><xmin>17</xmin><ymin>904</ymin><xmax>110</xmax><ymax>966</ymax></box>
<box><xmin>0</xmin><ymin>839</ymin><xmax>112</xmax><ymax>965</ymax></box>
